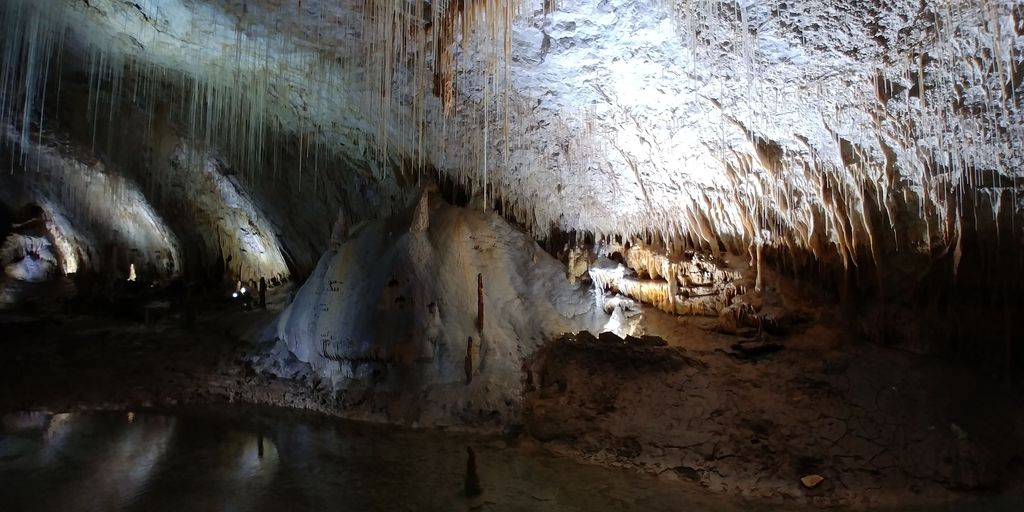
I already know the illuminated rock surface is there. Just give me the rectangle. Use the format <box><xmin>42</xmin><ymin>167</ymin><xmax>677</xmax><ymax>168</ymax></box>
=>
<box><xmin>0</xmin><ymin>0</ymin><xmax>1021</xmax><ymax>508</ymax></box>
<box><xmin>275</xmin><ymin>191</ymin><xmax>600</xmax><ymax>426</ymax></box>
<box><xmin>3</xmin><ymin>0</ymin><xmax>1020</xmax><ymax>252</ymax></box>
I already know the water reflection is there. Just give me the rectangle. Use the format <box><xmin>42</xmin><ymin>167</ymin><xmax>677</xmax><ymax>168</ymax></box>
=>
<box><xmin>0</xmin><ymin>409</ymin><xmax>1020</xmax><ymax>511</ymax></box>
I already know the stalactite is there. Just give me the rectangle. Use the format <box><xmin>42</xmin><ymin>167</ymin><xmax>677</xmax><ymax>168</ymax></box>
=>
<box><xmin>0</xmin><ymin>0</ymin><xmax>1019</xmax><ymax>294</ymax></box>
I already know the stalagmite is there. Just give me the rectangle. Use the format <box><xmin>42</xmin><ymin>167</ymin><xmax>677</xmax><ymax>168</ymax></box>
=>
<box><xmin>476</xmin><ymin>272</ymin><xmax>484</xmax><ymax>332</ymax></box>
<box><xmin>464</xmin><ymin>336</ymin><xmax>474</xmax><ymax>385</ymax></box>
<box><xmin>464</xmin><ymin>446</ymin><xmax>482</xmax><ymax>497</ymax></box>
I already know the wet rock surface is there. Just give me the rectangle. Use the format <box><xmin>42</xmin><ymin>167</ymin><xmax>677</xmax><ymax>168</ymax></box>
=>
<box><xmin>2</xmin><ymin>303</ymin><xmax>1024</xmax><ymax>508</ymax></box>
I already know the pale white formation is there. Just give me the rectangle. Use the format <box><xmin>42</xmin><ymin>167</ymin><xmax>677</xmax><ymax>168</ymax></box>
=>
<box><xmin>601</xmin><ymin>305</ymin><xmax>644</xmax><ymax>339</ymax></box>
<box><xmin>164</xmin><ymin>146</ymin><xmax>291</xmax><ymax>284</ymax></box>
<box><xmin>1</xmin><ymin>233</ymin><xmax>60</xmax><ymax>282</ymax></box>
<box><xmin>276</xmin><ymin>191</ymin><xmax>600</xmax><ymax>425</ymax></box>
<box><xmin>41</xmin><ymin>205</ymin><xmax>87</xmax><ymax>275</ymax></box>
<box><xmin>2</xmin><ymin>0</ymin><xmax>1019</xmax><ymax>270</ymax></box>
<box><xmin>1</xmin><ymin>126</ymin><xmax>182</xmax><ymax>280</ymax></box>
<box><xmin>589</xmin><ymin>242</ymin><xmax>750</xmax><ymax>319</ymax></box>
<box><xmin>0</xmin><ymin>122</ymin><xmax>291</xmax><ymax>283</ymax></box>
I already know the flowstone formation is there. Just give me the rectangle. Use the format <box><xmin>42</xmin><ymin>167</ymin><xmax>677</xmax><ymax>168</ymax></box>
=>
<box><xmin>273</xmin><ymin>189</ymin><xmax>599</xmax><ymax>427</ymax></box>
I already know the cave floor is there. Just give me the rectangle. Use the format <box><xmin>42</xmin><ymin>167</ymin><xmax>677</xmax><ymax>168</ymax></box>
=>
<box><xmin>1</xmin><ymin>302</ymin><xmax>1022</xmax><ymax>509</ymax></box>
<box><xmin>525</xmin><ymin>307</ymin><xmax>1024</xmax><ymax>507</ymax></box>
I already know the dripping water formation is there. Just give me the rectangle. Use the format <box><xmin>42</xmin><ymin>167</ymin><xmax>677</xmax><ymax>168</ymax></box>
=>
<box><xmin>0</xmin><ymin>0</ymin><xmax>1023</xmax><ymax>510</ymax></box>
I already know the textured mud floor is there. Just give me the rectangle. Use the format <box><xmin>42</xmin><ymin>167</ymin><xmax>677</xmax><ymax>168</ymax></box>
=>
<box><xmin>524</xmin><ymin>309</ymin><xmax>1024</xmax><ymax>507</ymax></box>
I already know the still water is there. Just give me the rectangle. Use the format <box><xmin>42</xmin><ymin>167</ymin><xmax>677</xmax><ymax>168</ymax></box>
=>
<box><xmin>0</xmin><ymin>408</ymin><xmax>1018</xmax><ymax>511</ymax></box>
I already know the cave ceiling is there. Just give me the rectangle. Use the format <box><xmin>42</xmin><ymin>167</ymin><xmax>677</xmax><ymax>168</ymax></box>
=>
<box><xmin>1</xmin><ymin>0</ymin><xmax>1021</xmax><ymax>267</ymax></box>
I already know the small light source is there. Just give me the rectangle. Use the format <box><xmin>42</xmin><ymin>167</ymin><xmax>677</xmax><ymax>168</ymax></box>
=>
<box><xmin>240</xmin><ymin>287</ymin><xmax>247</xmax><ymax>294</ymax></box>
<box><xmin>127</xmin><ymin>263</ymin><xmax>137</xmax><ymax>282</ymax></box>
<box><xmin>232</xmin><ymin>292</ymin><xmax>239</xmax><ymax>298</ymax></box>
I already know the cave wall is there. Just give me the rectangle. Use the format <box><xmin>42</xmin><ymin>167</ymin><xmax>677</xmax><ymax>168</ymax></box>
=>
<box><xmin>0</xmin><ymin>0</ymin><xmax>1019</xmax><ymax>361</ymax></box>
<box><xmin>0</xmin><ymin>126</ymin><xmax>181</xmax><ymax>282</ymax></box>
<box><xmin>0</xmin><ymin>72</ymin><xmax>409</xmax><ymax>288</ymax></box>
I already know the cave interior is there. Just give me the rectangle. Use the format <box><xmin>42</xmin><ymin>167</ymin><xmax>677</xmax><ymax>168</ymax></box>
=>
<box><xmin>0</xmin><ymin>0</ymin><xmax>1023</xmax><ymax>510</ymax></box>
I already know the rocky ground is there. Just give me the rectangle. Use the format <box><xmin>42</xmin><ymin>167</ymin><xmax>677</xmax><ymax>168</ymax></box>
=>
<box><xmin>1</xmin><ymin>295</ymin><xmax>1022</xmax><ymax>509</ymax></box>
<box><xmin>523</xmin><ymin>313</ymin><xmax>1024</xmax><ymax>508</ymax></box>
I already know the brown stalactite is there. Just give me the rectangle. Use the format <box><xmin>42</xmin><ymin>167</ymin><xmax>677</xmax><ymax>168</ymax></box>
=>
<box><xmin>432</xmin><ymin>0</ymin><xmax>466</xmax><ymax>118</ymax></box>
<box><xmin>755</xmin><ymin>243</ymin><xmax>763</xmax><ymax>292</ymax></box>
